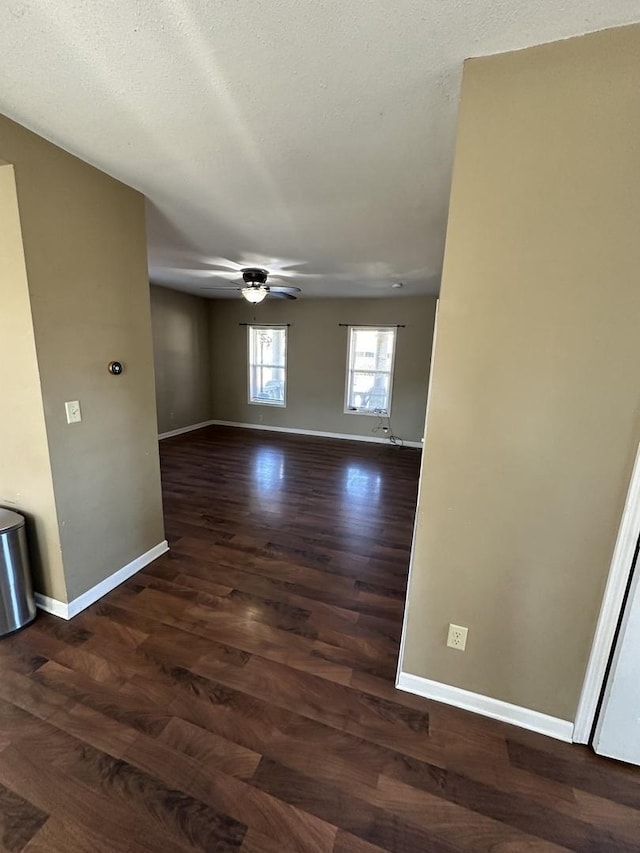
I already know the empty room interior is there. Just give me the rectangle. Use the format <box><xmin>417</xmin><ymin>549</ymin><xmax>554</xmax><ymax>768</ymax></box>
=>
<box><xmin>1</xmin><ymin>3</ymin><xmax>640</xmax><ymax>851</ymax></box>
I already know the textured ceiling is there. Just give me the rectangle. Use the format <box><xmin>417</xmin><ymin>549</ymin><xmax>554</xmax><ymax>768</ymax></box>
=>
<box><xmin>0</xmin><ymin>2</ymin><xmax>638</xmax><ymax>299</ymax></box>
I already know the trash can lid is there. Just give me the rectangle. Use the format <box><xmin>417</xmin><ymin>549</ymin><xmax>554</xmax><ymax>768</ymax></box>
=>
<box><xmin>0</xmin><ymin>509</ymin><xmax>25</xmax><ymax>533</ymax></box>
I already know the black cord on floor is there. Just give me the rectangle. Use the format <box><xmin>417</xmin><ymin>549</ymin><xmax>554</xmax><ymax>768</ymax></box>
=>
<box><xmin>371</xmin><ymin>410</ymin><xmax>404</xmax><ymax>447</ymax></box>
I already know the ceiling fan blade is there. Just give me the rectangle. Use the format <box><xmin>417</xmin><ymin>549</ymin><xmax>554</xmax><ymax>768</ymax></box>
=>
<box><xmin>266</xmin><ymin>271</ymin><xmax>311</xmax><ymax>281</ymax></box>
<box><xmin>198</xmin><ymin>285</ymin><xmax>242</xmax><ymax>292</ymax></box>
<box><xmin>269</xmin><ymin>285</ymin><xmax>302</xmax><ymax>294</ymax></box>
<box><xmin>202</xmin><ymin>257</ymin><xmax>245</xmax><ymax>272</ymax></box>
<box><xmin>270</xmin><ymin>291</ymin><xmax>297</xmax><ymax>300</ymax></box>
<box><xmin>165</xmin><ymin>267</ymin><xmax>240</xmax><ymax>279</ymax></box>
<box><xmin>235</xmin><ymin>254</ymin><xmax>305</xmax><ymax>272</ymax></box>
<box><xmin>268</xmin><ymin>270</ymin><xmax>349</xmax><ymax>281</ymax></box>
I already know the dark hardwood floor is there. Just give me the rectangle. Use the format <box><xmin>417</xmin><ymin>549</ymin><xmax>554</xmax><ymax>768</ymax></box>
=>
<box><xmin>1</xmin><ymin>425</ymin><xmax>640</xmax><ymax>851</ymax></box>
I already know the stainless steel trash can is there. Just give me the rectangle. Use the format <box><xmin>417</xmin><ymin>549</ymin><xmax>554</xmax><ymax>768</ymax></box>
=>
<box><xmin>0</xmin><ymin>509</ymin><xmax>36</xmax><ymax>637</ymax></box>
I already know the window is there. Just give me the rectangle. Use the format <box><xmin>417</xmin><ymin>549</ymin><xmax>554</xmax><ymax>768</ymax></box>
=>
<box><xmin>248</xmin><ymin>325</ymin><xmax>287</xmax><ymax>406</ymax></box>
<box><xmin>345</xmin><ymin>326</ymin><xmax>397</xmax><ymax>415</ymax></box>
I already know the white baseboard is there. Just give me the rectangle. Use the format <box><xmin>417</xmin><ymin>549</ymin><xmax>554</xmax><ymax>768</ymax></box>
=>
<box><xmin>396</xmin><ymin>671</ymin><xmax>574</xmax><ymax>743</ymax></box>
<box><xmin>34</xmin><ymin>540</ymin><xmax>169</xmax><ymax>620</ymax></box>
<box><xmin>159</xmin><ymin>420</ymin><xmax>216</xmax><ymax>440</ymax></box>
<box><xmin>33</xmin><ymin>593</ymin><xmax>69</xmax><ymax>620</ymax></box>
<box><xmin>209</xmin><ymin>420</ymin><xmax>423</xmax><ymax>449</ymax></box>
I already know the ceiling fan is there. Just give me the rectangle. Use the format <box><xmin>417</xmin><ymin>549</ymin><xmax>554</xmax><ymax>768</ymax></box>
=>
<box><xmin>166</xmin><ymin>258</ymin><xmax>303</xmax><ymax>302</ymax></box>
<box><xmin>161</xmin><ymin>253</ymin><xmax>350</xmax><ymax>302</ymax></box>
<box><xmin>208</xmin><ymin>267</ymin><xmax>302</xmax><ymax>303</ymax></box>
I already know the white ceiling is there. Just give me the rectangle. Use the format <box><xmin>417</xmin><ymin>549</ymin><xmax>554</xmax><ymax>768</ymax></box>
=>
<box><xmin>0</xmin><ymin>1</ymin><xmax>638</xmax><ymax>299</ymax></box>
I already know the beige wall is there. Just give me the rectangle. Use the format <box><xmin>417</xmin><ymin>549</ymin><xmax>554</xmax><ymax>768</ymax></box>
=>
<box><xmin>0</xmin><ymin>115</ymin><xmax>165</xmax><ymax>602</ymax></box>
<box><xmin>209</xmin><ymin>296</ymin><xmax>436</xmax><ymax>443</ymax></box>
<box><xmin>150</xmin><ymin>285</ymin><xmax>212</xmax><ymax>434</ymax></box>
<box><xmin>401</xmin><ymin>25</ymin><xmax>640</xmax><ymax>721</ymax></box>
<box><xmin>0</xmin><ymin>165</ymin><xmax>66</xmax><ymax>600</ymax></box>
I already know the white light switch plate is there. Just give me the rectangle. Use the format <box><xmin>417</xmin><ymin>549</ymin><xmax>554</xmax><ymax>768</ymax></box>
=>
<box><xmin>65</xmin><ymin>400</ymin><xmax>82</xmax><ymax>424</ymax></box>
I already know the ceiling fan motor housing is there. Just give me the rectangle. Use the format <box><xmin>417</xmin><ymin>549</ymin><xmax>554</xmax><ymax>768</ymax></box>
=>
<box><xmin>242</xmin><ymin>268</ymin><xmax>269</xmax><ymax>286</ymax></box>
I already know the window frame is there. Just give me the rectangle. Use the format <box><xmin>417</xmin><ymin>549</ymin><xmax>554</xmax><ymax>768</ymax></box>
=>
<box><xmin>343</xmin><ymin>325</ymin><xmax>397</xmax><ymax>417</ymax></box>
<box><xmin>247</xmin><ymin>324</ymin><xmax>288</xmax><ymax>408</ymax></box>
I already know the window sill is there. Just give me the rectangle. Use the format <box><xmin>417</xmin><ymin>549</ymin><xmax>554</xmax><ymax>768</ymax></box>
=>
<box><xmin>344</xmin><ymin>408</ymin><xmax>389</xmax><ymax>417</ymax></box>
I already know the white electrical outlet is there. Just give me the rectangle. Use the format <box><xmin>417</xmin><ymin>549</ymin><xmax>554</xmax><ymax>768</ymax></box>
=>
<box><xmin>447</xmin><ymin>623</ymin><xmax>468</xmax><ymax>651</ymax></box>
<box><xmin>65</xmin><ymin>400</ymin><xmax>82</xmax><ymax>424</ymax></box>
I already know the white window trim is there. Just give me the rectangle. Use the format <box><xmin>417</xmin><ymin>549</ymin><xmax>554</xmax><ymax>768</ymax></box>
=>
<box><xmin>343</xmin><ymin>325</ymin><xmax>397</xmax><ymax>416</ymax></box>
<box><xmin>247</xmin><ymin>324</ymin><xmax>288</xmax><ymax>408</ymax></box>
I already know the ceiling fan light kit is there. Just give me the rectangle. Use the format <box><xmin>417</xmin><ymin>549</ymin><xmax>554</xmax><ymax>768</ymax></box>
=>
<box><xmin>240</xmin><ymin>268</ymin><xmax>269</xmax><ymax>303</ymax></box>
<box><xmin>242</xmin><ymin>285</ymin><xmax>268</xmax><ymax>304</ymax></box>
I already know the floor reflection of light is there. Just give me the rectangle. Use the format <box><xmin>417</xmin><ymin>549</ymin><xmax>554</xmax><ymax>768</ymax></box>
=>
<box><xmin>252</xmin><ymin>446</ymin><xmax>285</xmax><ymax>514</ymax></box>
<box><xmin>343</xmin><ymin>464</ymin><xmax>382</xmax><ymax>509</ymax></box>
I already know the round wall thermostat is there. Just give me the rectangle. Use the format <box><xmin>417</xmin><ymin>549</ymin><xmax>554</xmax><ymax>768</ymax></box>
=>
<box><xmin>108</xmin><ymin>361</ymin><xmax>124</xmax><ymax>375</ymax></box>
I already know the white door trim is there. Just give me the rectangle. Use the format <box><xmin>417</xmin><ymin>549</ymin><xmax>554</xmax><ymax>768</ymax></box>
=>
<box><xmin>573</xmin><ymin>440</ymin><xmax>640</xmax><ymax>743</ymax></box>
<box><xmin>592</xmin><ymin>553</ymin><xmax>640</xmax><ymax>761</ymax></box>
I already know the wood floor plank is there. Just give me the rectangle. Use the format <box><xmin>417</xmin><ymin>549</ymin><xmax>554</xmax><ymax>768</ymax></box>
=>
<box><xmin>32</xmin><ymin>659</ymin><xmax>173</xmax><ymax>737</ymax></box>
<box><xmin>0</xmin><ymin>780</ymin><xmax>48</xmax><ymax>853</ymax></box>
<box><xmin>374</xmin><ymin>775</ymin><xmax>571</xmax><ymax>852</ymax></box>
<box><xmin>1</xmin><ymin>426</ymin><xmax>638</xmax><ymax>851</ymax></box>
<box><xmin>0</xmin><ymin>742</ymin><xmax>193</xmax><ymax>853</ymax></box>
<box><xmin>251</xmin><ymin>755</ymin><xmax>455</xmax><ymax>853</ymax></box>
<box><xmin>22</xmin><ymin>817</ymin><xmax>161</xmax><ymax>853</ymax></box>
<box><xmin>238</xmin><ymin>827</ymin><xmax>301</xmax><ymax>853</ymax></box>
<box><xmin>158</xmin><ymin>717</ymin><xmax>262</xmax><ymax>781</ymax></box>
<box><xmin>507</xmin><ymin>738</ymin><xmax>640</xmax><ymax>809</ymax></box>
<box><xmin>332</xmin><ymin>831</ymin><xmax>390</xmax><ymax>853</ymax></box>
<box><xmin>14</xmin><ymin>723</ymin><xmax>247</xmax><ymax>851</ymax></box>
